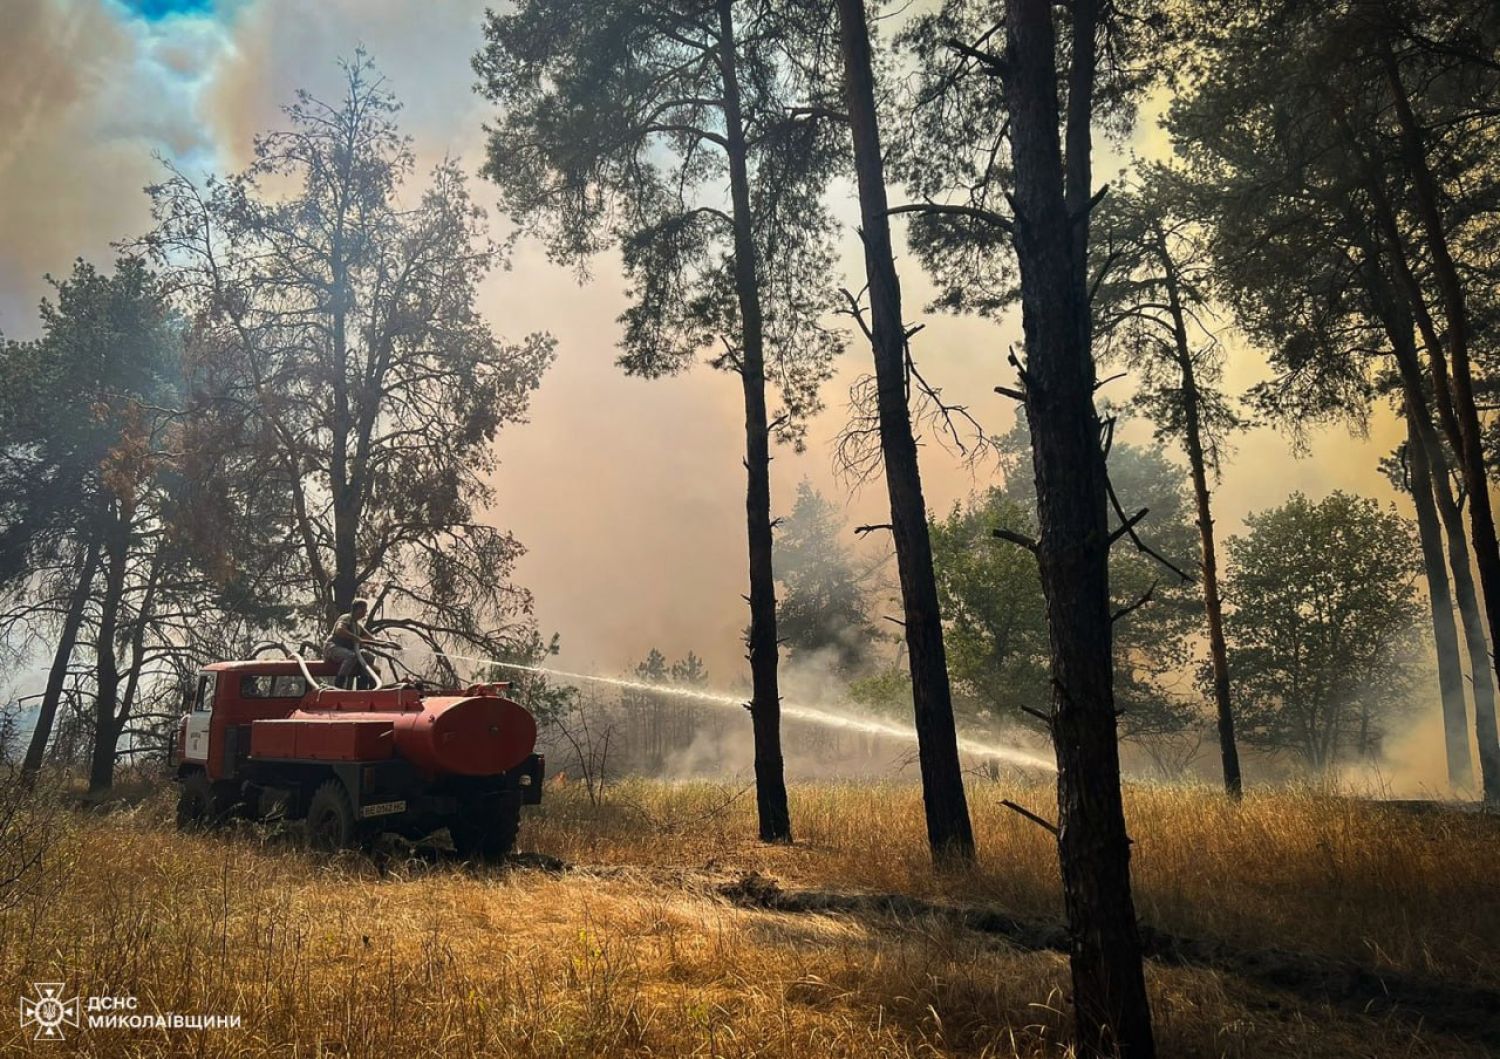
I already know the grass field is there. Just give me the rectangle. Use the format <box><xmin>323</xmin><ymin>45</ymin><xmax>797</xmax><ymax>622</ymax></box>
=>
<box><xmin>1</xmin><ymin>777</ymin><xmax>1497</xmax><ymax>1057</ymax></box>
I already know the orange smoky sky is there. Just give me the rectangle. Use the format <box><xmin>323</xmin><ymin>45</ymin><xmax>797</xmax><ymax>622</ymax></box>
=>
<box><xmin>0</xmin><ymin>0</ymin><xmax>1405</xmax><ymax>684</ymax></box>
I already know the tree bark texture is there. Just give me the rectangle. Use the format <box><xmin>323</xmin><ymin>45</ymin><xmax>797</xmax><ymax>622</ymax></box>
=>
<box><xmin>1002</xmin><ymin>0</ymin><xmax>1156</xmax><ymax>1053</ymax></box>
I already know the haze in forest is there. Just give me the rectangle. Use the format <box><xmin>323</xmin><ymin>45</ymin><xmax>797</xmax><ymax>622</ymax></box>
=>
<box><xmin>0</xmin><ymin>0</ymin><xmax>1403</xmax><ymax>681</ymax></box>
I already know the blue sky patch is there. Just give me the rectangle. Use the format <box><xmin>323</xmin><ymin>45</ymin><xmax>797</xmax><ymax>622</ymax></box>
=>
<box><xmin>121</xmin><ymin>0</ymin><xmax>216</xmax><ymax>20</ymax></box>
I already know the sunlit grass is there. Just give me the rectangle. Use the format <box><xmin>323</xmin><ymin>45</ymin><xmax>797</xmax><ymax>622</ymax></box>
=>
<box><xmin>0</xmin><ymin>779</ymin><xmax>1492</xmax><ymax>1057</ymax></box>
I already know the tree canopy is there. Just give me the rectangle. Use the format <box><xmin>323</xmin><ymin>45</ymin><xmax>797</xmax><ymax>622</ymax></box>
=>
<box><xmin>931</xmin><ymin>421</ymin><xmax>1201</xmax><ymax>769</ymax></box>
<box><xmin>143</xmin><ymin>53</ymin><xmax>555</xmax><ymax>672</ymax></box>
<box><xmin>1224</xmin><ymin>492</ymin><xmax>1422</xmax><ymax>768</ymax></box>
<box><xmin>473</xmin><ymin>0</ymin><xmax>844</xmax><ymax>443</ymax></box>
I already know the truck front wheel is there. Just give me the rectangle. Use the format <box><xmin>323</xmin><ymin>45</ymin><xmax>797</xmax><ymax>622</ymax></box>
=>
<box><xmin>306</xmin><ymin>780</ymin><xmax>357</xmax><ymax>852</ymax></box>
<box><xmin>174</xmin><ymin>774</ymin><xmax>217</xmax><ymax>828</ymax></box>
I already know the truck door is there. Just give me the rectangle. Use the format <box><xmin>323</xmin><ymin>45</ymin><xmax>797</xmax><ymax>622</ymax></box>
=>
<box><xmin>183</xmin><ymin>672</ymin><xmax>217</xmax><ymax>765</ymax></box>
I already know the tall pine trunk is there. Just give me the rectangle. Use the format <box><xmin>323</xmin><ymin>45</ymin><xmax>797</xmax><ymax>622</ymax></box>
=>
<box><xmin>1355</xmin><ymin>223</ymin><xmax>1500</xmax><ymax>797</ymax></box>
<box><xmin>22</xmin><ymin>536</ymin><xmax>102</xmax><ymax>783</ymax></box>
<box><xmin>1380</xmin><ymin>42</ymin><xmax>1500</xmax><ymax>801</ymax></box>
<box><xmin>834</xmin><ymin>0</ymin><xmax>974</xmax><ymax>861</ymax></box>
<box><xmin>1157</xmin><ymin>233</ymin><xmax>1240</xmax><ymax>798</ymax></box>
<box><xmin>330</xmin><ymin>245</ymin><xmax>358</xmax><ymax>621</ymax></box>
<box><xmin>325</xmin><ymin>131</ymin><xmax>364</xmax><ymax>626</ymax></box>
<box><xmin>719</xmin><ymin>0</ymin><xmax>790</xmax><ymax>842</ymax></box>
<box><xmin>1393</xmin><ymin>338</ymin><xmax>1500</xmax><ymax>795</ymax></box>
<box><xmin>1003</xmin><ymin>0</ymin><xmax>1154</xmax><ymax>1053</ymax></box>
<box><xmin>88</xmin><ymin>512</ymin><xmax>130</xmax><ymax>795</ymax></box>
<box><xmin>1405</xmin><ymin>404</ymin><xmax>1473</xmax><ymax>788</ymax></box>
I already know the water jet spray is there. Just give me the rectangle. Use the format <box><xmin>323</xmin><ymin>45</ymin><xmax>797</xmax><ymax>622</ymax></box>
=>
<box><xmin>411</xmin><ymin>649</ymin><xmax>1057</xmax><ymax>772</ymax></box>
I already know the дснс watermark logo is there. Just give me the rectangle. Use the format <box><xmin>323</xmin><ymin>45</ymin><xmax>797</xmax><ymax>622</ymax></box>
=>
<box><xmin>19</xmin><ymin>983</ymin><xmax>80</xmax><ymax>1041</ymax></box>
<box><xmin>18</xmin><ymin>983</ymin><xmax>239</xmax><ymax>1040</ymax></box>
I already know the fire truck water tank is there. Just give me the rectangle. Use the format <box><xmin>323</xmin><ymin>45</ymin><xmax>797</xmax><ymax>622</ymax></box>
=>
<box><xmin>389</xmin><ymin>694</ymin><xmax>538</xmax><ymax>776</ymax></box>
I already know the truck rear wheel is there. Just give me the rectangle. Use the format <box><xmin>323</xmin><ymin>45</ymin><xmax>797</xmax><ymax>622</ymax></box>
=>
<box><xmin>450</xmin><ymin>794</ymin><xmax>523</xmax><ymax>861</ymax></box>
<box><xmin>306</xmin><ymin>780</ymin><xmax>357</xmax><ymax>852</ymax></box>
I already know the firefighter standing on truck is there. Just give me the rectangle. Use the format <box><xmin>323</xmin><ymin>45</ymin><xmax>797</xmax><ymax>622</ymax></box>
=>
<box><xmin>324</xmin><ymin>598</ymin><xmax>382</xmax><ymax>688</ymax></box>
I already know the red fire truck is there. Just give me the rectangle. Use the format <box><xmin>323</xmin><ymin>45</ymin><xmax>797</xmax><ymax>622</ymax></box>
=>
<box><xmin>173</xmin><ymin>658</ymin><xmax>543</xmax><ymax>857</ymax></box>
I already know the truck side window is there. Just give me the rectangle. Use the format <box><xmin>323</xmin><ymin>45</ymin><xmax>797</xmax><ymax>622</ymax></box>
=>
<box><xmin>194</xmin><ymin>673</ymin><xmax>217</xmax><ymax>712</ymax></box>
<box><xmin>271</xmin><ymin>675</ymin><xmax>307</xmax><ymax>697</ymax></box>
<box><xmin>241</xmin><ymin>675</ymin><xmax>307</xmax><ymax>698</ymax></box>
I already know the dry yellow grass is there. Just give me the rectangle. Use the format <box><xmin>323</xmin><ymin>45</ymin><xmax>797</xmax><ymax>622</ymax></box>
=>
<box><xmin>0</xmin><ymin>778</ymin><xmax>1494</xmax><ymax>1057</ymax></box>
<box><xmin>529</xmin><ymin>778</ymin><xmax>1500</xmax><ymax>986</ymax></box>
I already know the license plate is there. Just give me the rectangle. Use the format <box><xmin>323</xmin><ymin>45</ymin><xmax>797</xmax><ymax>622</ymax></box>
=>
<box><xmin>361</xmin><ymin>799</ymin><xmax>406</xmax><ymax>819</ymax></box>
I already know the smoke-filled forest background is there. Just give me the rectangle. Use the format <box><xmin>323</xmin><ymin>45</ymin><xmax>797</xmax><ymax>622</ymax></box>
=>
<box><xmin>0</xmin><ymin>0</ymin><xmax>1404</xmax><ymax>658</ymax></box>
<box><xmin>5</xmin><ymin>3</ymin><xmax>1500</xmax><ymax>1058</ymax></box>
<box><xmin>0</xmin><ymin>0</ymin><xmax>1466</xmax><ymax>795</ymax></box>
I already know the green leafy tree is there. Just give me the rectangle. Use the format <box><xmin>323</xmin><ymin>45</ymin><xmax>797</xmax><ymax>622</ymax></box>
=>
<box><xmin>929</xmin><ymin>491</ymin><xmax>1048</xmax><ymax>722</ymax></box>
<box><xmin>932</xmin><ymin>421</ymin><xmax>1201</xmax><ymax>769</ymax></box>
<box><xmin>1223</xmin><ymin>493</ymin><xmax>1423</xmax><ymax>769</ymax></box>
<box><xmin>0</xmin><ymin>257</ymin><xmax>221</xmax><ymax>791</ymax></box>
<box><xmin>484</xmin><ymin>630</ymin><xmax>576</xmax><ymax>728</ymax></box>
<box><xmin>774</xmin><ymin>481</ymin><xmax>880</xmax><ymax>675</ymax></box>
<box><xmin>848</xmin><ymin>663</ymin><xmax>914</xmax><ymax>721</ymax></box>
<box><xmin>474</xmin><ymin>0</ymin><xmax>845</xmax><ymax>841</ymax></box>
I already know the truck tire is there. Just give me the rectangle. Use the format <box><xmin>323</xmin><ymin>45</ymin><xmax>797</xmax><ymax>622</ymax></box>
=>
<box><xmin>176</xmin><ymin>772</ymin><xmax>218</xmax><ymax>831</ymax></box>
<box><xmin>306</xmin><ymin>780</ymin><xmax>357</xmax><ymax>852</ymax></box>
<box><xmin>451</xmin><ymin>794</ymin><xmax>522</xmax><ymax>861</ymax></box>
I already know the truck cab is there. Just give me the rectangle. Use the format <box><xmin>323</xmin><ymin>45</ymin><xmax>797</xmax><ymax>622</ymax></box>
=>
<box><xmin>177</xmin><ymin>660</ymin><xmax>334</xmax><ymax>780</ymax></box>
